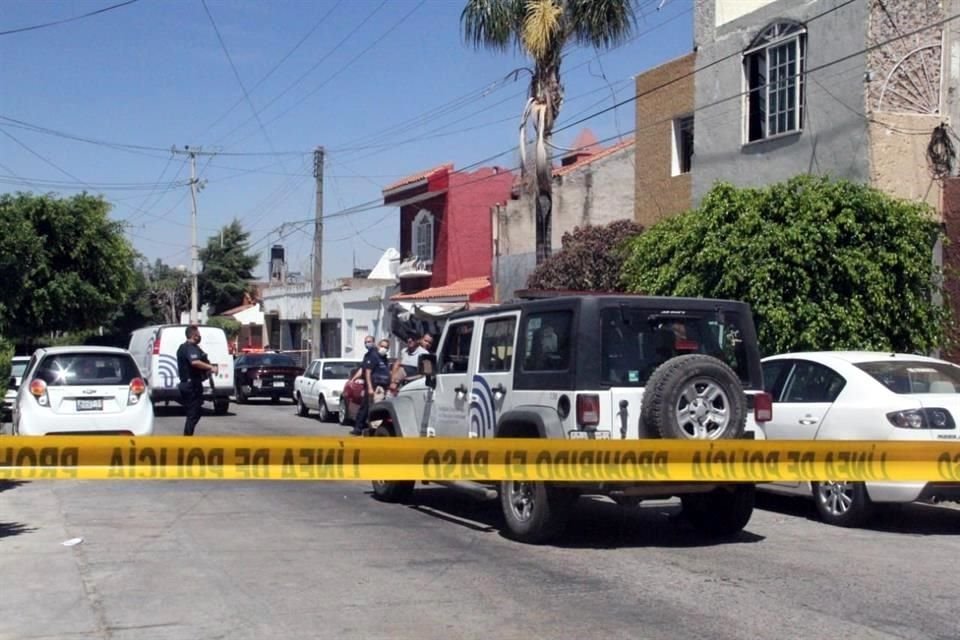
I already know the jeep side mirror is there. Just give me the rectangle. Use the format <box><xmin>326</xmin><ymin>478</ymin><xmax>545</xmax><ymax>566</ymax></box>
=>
<box><xmin>419</xmin><ymin>353</ymin><xmax>437</xmax><ymax>389</ymax></box>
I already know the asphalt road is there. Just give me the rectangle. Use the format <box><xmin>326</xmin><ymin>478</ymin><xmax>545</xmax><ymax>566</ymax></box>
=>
<box><xmin>2</xmin><ymin>399</ymin><xmax>959</xmax><ymax>640</ymax></box>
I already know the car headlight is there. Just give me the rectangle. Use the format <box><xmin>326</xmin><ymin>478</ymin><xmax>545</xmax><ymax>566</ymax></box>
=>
<box><xmin>886</xmin><ymin>408</ymin><xmax>955</xmax><ymax>429</ymax></box>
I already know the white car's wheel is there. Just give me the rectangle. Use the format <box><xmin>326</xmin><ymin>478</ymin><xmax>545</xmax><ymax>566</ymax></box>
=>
<box><xmin>812</xmin><ymin>481</ymin><xmax>873</xmax><ymax>527</ymax></box>
<box><xmin>296</xmin><ymin>393</ymin><xmax>309</xmax><ymax>417</ymax></box>
<box><xmin>317</xmin><ymin>395</ymin><xmax>330</xmax><ymax>422</ymax></box>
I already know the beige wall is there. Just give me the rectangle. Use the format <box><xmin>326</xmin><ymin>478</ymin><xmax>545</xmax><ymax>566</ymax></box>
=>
<box><xmin>868</xmin><ymin>113</ymin><xmax>942</xmax><ymax>216</ymax></box>
<box><xmin>714</xmin><ymin>0</ymin><xmax>777</xmax><ymax>27</ymax></box>
<box><xmin>634</xmin><ymin>52</ymin><xmax>695</xmax><ymax>229</ymax></box>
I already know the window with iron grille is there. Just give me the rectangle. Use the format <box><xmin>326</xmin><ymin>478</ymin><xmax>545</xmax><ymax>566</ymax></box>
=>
<box><xmin>744</xmin><ymin>21</ymin><xmax>806</xmax><ymax>142</ymax></box>
<box><xmin>412</xmin><ymin>209</ymin><xmax>434</xmax><ymax>264</ymax></box>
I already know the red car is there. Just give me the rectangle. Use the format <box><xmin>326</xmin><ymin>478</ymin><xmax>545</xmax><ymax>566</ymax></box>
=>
<box><xmin>338</xmin><ymin>360</ymin><xmax>401</xmax><ymax>425</ymax></box>
<box><xmin>338</xmin><ymin>367</ymin><xmax>366</xmax><ymax>425</ymax></box>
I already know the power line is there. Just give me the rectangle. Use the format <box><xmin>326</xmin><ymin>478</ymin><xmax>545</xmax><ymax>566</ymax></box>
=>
<box><xmin>0</xmin><ymin>0</ymin><xmax>141</xmax><ymax>37</ymax></box>
<box><xmin>227</xmin><ymin>0</ymin><xmax>428</xmax><ymax>149</ymax></box>
<box><xmin>195</xmin><ymin>0</ymin><xmax>344</xmax><ymax>140</ymax></box>
<box><xmin>200</xmin><ymin>0</ymin><xmax>279</xmax><ymax>155</ymax></box>
<box><xmin>0</xmin><ymin>115</ymin><xmax>307</xmax><ymax>157</ymax></box>
<box><xmin>210</xmin><ymin>0</ymin><xmax>391</xmax><ymax>148</ymax></box>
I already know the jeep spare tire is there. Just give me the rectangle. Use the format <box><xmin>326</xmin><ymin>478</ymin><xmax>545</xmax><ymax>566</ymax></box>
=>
<box><xmin>641</xmin><ymin>354</ymin><xmax>746</xmax><ymax>439</ymax></box>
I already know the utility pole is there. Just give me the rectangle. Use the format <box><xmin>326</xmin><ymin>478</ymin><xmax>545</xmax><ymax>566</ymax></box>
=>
<box><xmin>172</xmin><ymin>145</ymin><xmax>213</xmax><ymax>325</ymax></box>
<box><xmin>311</xmin><ymin>146</ymin><xmax>325</xmax><ymax>359</ymax></box>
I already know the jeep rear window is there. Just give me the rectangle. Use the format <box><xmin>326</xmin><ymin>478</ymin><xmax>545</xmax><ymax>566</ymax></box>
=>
<box><xmin>600</xmin><ymin>308</ymin><xmax>749</xmax><ymax>386</ymax></box>
<box><xmin>521</xmin><ymin>311</ymin><xmax>572</xmax><ymax>372</ymax></box>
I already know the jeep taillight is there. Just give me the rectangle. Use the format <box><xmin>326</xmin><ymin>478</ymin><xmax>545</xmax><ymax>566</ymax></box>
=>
<box><xmin>576</xmin><ymin>394</ymin><xmax>600</xmax><ymax>427</ymax></box>
<box><xmin>754</xmin><ymin>392</ymin><xmax>773</xmax><ymax>423</ymax></box>
<box><xmin>29</xmin><ymin>379</ymin><xmax>50</xmax><ymax>407</ymax></box>
<box><xmin>128</xmin><ymin>377</ymin><xmax>147</xmax><ymax>406</ymax></box>
<box><xmin>152</xmin><ymin>333</ymin><xmax>161</xmax><ymax>355</ymax></box>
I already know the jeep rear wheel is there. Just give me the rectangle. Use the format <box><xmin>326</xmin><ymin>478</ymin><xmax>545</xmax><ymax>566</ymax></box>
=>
<box><xmin>681</xmin><ymin>484</ymin><xmax>755</xmax><ymax>537</ymax></box>
<box><xmin>371</xmin><ymin>425</ymin><xmax>415</xmax><ymax>503</ymax></box>
<box><xmin>500</xmin><ymin>481</ymin><xmax>574</xmax><ymax>544</ymax></box>
<box><xmin>641</xmin><ymin>354</ymin><xmax>746</xmax><ymax>440</ymax></box>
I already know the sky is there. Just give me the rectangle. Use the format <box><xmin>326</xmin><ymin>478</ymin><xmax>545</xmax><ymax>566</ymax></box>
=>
<box><xmin>0</xmin><ymin>0</ymin><xmax>694</xmax><ymax>282</ymax></box>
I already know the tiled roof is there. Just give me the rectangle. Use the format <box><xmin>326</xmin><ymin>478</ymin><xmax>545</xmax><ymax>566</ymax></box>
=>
<box><xmin>568</xmin><ymin>129</ymin><xmax>601</xmax><ymax>157</ymax></box>
<box><xmin>553</xmin><ymin>137</ymin><xmax>634</xmax><ymax>177</ymax></box>
<box><xmin>392</xmin><ymin>276</ymin><xmax>491</xmax><ymax>301</ymax></box>
<box><xmin>382</xmin><ymin>163</ymin><xmax>453</xmax><ymax>193</ymax></box>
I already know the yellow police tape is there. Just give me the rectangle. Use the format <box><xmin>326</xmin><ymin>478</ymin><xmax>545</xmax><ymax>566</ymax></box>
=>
<box><xmin>2</xmin><ymin>436</ymin><xmax>960</xmax><ymax>483</ymax></box>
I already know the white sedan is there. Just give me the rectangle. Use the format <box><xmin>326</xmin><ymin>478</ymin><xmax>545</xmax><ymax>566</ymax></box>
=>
<box><xmin>753</xmin><ymin>351</ymin><xmax>960</xmax><ymax>527</ymax></box>
<box><xmin>13</xmin><ymin>346</ymin><xmax>154</xmax><ymax>436</ymax></box>
<box><xmin>293</xmin><ymin>358</ymin><xmax>361</xmax><ymax>422</ymax></box>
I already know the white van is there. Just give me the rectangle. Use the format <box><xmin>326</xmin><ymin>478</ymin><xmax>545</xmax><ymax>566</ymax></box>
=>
<box><xmin>128</xmin><ymin>324</ymin><xmax>234</xmax><ymax>414</ymax></box>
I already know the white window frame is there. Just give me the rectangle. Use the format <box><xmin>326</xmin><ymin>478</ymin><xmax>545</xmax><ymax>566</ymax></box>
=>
<box><xmin>743</xmin><ymin>22</ymin><xmax>807</xmax><ymax>144</ymax></box>
<box><xmin>671</xmin><ymin>115</ymin><xmax>694</xmax><ymax>176</ymax></box>
<box><xmin>411</xmin><ymin>208</ymin><xmax>434</xmax><ymax>265</ymax></box>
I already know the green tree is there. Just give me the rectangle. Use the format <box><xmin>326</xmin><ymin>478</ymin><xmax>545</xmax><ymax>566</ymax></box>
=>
<box><xmin>0</xmin><ymin>192</ymin><xmax>137</xmax><ymax>343</ymax></box>
<box><xmin>461</xmin><ymin>0</ymin><xmax>634</xmax><ymax>264</ymax></box>
<box><xmin>143</xmin><ymin>258</ymin><xmax>190</xmax><ymax>324</ymax></box>
<box><xmin>207</xmin><ymin>316</ymin><xmax>241</xmax><ymax>341</ymax></box>
<box><xmin>527</xmin><ymin>219</ymin><xmax>643</xmax><ymax>291</ymax></box>
<box><xmin>198</xmin><ymin>220</ymin><xmax>258</xmax><ymax>315</ymax></box>
<box><xmin>0</xmin><ymin>337</ymin><xmax>13</xmax><ymax>399</ymax></box>
<box><xmin>620</xmin><ymin>176</ymin><xmax>949</xmax><ymax>356</ymax></box>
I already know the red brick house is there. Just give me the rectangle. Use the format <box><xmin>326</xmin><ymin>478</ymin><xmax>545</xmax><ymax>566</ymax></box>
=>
<box><xmin>382</xmin><ymin>163</ymin><xmax>514</xmax><ymax>304</ymax></box>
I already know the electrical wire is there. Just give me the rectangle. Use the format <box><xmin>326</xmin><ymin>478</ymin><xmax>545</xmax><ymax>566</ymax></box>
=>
<box><xmin>0</xmin><ymin>0</ymin><xmax>141</xmax><ymax>37</ymax></box>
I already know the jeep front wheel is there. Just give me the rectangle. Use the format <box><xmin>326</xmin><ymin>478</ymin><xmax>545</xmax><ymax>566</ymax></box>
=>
<box><xmin>370</xmin><ymin>425</ymin><xmax>415</xmax><ymax>503</ymax></box>
<box><xmin>641</xmin><ymin>354</ymin><xmax>746</xmax><ymax>439</ymax></box>
<box><xmin>500</xmin><ymin>481</ymin><xmax>574</xmax><ymax>544</ymax></box>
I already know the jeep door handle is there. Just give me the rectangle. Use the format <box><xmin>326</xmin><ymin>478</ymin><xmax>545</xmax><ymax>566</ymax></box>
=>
<box><xmin>492</xmin><ymin>383</ymin><xmax>506</xmax><ymax>396</ymax></box>
<box><xmin>799</xmin><ymin>416</ymin><xmax>819</xmax><ymax>425</ymax></box>
<box><xmin>455</xmin><ymin>384</ymin><xmax>468</xmax><ymax>395</ymax></box>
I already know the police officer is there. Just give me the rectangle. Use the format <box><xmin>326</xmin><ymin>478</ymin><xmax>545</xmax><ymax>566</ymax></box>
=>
<box><xmin>177</xmin><ymin>325</ymin><xmax>219</xmax><ymax>436</ymax></box>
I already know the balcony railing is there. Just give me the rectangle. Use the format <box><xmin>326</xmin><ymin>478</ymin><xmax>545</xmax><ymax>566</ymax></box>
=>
<box><xmin>397</xmin><ymin>256</ymin><xmax>432</xmax><ymax>279</ymax></box>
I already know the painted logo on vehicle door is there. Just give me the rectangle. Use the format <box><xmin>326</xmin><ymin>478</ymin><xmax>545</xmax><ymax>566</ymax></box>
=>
<box><xmin>469</xmin><ymin>375</ymin><xmax>497</xmax><ymax>438</ymax></box>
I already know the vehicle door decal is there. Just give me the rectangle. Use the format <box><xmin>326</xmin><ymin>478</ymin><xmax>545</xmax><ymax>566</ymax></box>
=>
<box><xmin>470</xmin><ymin>375</ymin><xmax>496</xmax><ymax>438</ymax></box>
<box><xmin>158</xmin><ymin>354</ymin><xmax>179</xmax><ymax>388</ymax></box>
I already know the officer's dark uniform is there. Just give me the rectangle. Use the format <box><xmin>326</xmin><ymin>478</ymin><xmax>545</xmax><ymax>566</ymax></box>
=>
<box><xmin>177</xmin><ymin>339</ymin><xmax>209</xmax><ymax>436</ymax></box>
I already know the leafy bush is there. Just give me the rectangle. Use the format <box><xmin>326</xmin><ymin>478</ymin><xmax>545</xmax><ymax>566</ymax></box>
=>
<box><xmin>527</xmin><ymin>219</ymin><xmax>644</xmax><ymax>291</ymax></box>
<box><xmin>0</xmin><ymin>337</ymin><xmax>13</xmax><ymax>399</ymax></box>
<box><xmin>621</xmin><ymin>176</ymin><xmax>949</xmax><ymax>356</ymax></box>
<box><xmin>207</xmin><ymin>316</ymin><xmax>241</xmax><ymax>340</ymax></box>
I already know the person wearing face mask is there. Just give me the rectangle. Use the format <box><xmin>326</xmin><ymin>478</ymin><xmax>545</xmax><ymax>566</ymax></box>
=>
<box><xmin>176</xmin><ymin>325</ymin><xmax>219</xmax><ymax>436</ymax></box>
<box><xmin>351</xmin><ymin>335</ymin><xmax>378</xmax><ymax>435</ymax></box>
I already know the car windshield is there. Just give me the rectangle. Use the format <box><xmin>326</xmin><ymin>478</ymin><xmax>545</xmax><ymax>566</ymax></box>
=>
<box><xmin>11</xmin><ymin>361</ymin><xmax>28</xmax><ymax>377</ymax></box>
<box><xmin>34</xmin><ymin>353</ymin><xmax>140</xmax><ymax>386</ymax></box>
<box><xmin>245</xmin><ymin>354</ymin><xmax>298</xmax><ymax>367</ymax></box>
<box><xmin>600</xmin><ymin>307</ymin><xmax>750</xmax><ymax>386</ymax></box>
<box><xmin>323</xmin><ymin>362</ymin><xmax>358</xmax><ymax>379</ymax></box>
<box><xmin>855</xmin><ymin>360</ymin><xmax>960</xmax><ymax>394</ymax></box>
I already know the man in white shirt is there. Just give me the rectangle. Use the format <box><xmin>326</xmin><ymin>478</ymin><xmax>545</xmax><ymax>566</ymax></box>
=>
<box><xmin>389</xmin><ymin>333</ymin><xmax>433</xmax><ymax>392</ymax></box>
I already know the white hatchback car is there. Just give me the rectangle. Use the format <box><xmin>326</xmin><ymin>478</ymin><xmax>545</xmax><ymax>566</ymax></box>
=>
<box><xmin>12</xmin><ymin>346</ymin><xmax>154</xmax><ymax>436</ymax></box>
<box><xmin>753</xmin><ymin>351</ymin><xmax>960</xmax><ymax>526</ymax></box>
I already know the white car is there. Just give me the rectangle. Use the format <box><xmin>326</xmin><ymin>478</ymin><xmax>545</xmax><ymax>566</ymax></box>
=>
<box><xmin>12</xmin><ymin>346</ymin><xmax>154</xmax><ymax>436</ymax></box>
<box><xmin>294</xmin><ymin>358</ymin><xmax>361</xmax><ymax>422</ymax></box>
<box><xmin>752</xmin><ymin>351</ymin><xmax>960</xmax><ymax>526</ymax></box>
<box><xmin>3</xmin><ymin>355</ymin><xmax>31</xmax><ymax>422</ymax></box>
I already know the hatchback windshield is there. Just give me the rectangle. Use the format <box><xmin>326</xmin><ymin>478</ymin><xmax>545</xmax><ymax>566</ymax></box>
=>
<box><xmin>11</xmin><ymin>361</ymin><xmax>28</xmax><ymax>378</ymax></box>
<box><xmin>323</xmin><ymin>362</ymin><xmax>358</xmax><ymax>379</ymax></box>
<box><xmin>855</xmin><ymin>360</ymin><xmax>960</xmax><ymax>394</ymax></box>
<box><xmin>35</xmin><ymin>353</ymin><xmax>141</xmax><ymax>386</ymax></box>
<box><xmin>600</xmin><ymin>307</ymin><xmax>750</xmax><ymax>386</ymax></box>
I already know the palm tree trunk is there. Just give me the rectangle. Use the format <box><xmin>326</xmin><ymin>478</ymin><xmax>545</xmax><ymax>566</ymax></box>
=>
<box><xmin>533</xmin><ymin>56</ymin><xmax>562</xmax><ymax>265</ymax></box>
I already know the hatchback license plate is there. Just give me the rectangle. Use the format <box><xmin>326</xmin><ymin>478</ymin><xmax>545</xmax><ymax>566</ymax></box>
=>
<box><xmin>77</xmin><ymin>398</ymin><xmax>103</xmax><ymax>411</ymax></box>
<box><xmin>569</xmin><ymin>430</ymin><xmax>611</xmax><ymax>440</ymax></box>
<box><xmin>273</xmin><ymin>381</ymin><xmax>286</xmax><ymax>387</ymax></box>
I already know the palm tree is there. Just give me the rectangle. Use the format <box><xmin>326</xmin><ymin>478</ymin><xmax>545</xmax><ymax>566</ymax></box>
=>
<box><xmin>462</xmin><ymin>0</ymin><xmax>635</xmax><ymax>264</ymax></box>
